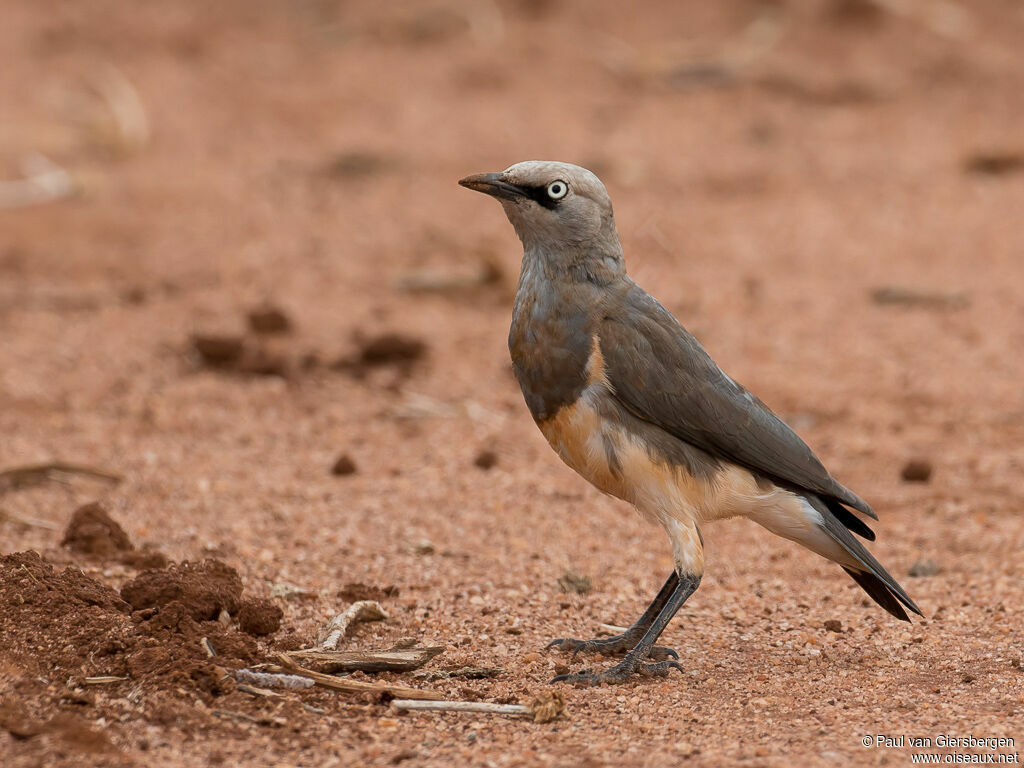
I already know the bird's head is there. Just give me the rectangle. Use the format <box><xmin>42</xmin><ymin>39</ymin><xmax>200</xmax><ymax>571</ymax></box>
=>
<box><xmin>459</xmin><ymin>161</ymin><xmax>620</xmax><ymax>259</ymax></box>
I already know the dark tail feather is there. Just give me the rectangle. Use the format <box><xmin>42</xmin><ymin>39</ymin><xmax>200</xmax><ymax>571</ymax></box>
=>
<box><xmin>842</xmin><ymin>567</ymin><xmax>911</xmax><ymax>621</ymax></box>
<box><xmin>811</xmin><ymin>497</ymin><xmax>923</xmax><ymax>621</ymax></box>
<box><xmin>824</xmin><ymin>497</ymin><xmax>875</xmax><ymax>541</ymax></box>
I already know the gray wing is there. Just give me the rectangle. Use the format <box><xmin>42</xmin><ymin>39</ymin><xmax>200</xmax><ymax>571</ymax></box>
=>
<box><xmin>599</xmin><ymin>281</ymin><xmax>875</xmax><ymax>519</ymax></box>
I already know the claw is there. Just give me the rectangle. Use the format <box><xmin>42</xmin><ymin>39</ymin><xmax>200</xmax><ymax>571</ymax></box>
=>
<box><xmin>636</xmin><ymin>660</ymin><xmax>684</xmax><ymax>678</ymax></box>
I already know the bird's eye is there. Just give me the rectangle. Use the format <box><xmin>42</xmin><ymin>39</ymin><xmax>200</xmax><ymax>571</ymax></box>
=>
<box><xmin>546</xmin><ymin>180</ymin><xmax>568</xmax><ymax>200</ymax></box>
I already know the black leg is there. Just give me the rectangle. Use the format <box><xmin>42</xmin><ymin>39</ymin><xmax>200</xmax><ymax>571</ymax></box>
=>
<box><xmin>546</xmin><ymin>571</ymin><xmax>680</xmax><ymax>661</ymax></box>
<box><xmin>553</xmin><ymin>572</ymin><xmax>701</xmax><ymax>685</ymax></box>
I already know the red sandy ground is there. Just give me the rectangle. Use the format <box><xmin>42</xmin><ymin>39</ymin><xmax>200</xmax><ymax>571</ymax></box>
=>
<box><xmin>2</xmin><ymin>1</ymin><xmax>1023</xmax><ymax>766</ymax></box>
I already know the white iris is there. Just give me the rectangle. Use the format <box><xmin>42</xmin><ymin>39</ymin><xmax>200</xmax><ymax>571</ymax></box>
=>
<box><xmin>546</xmin><ymin>181</ymin><xmax>568</xmax><ymax>199</ymax></box>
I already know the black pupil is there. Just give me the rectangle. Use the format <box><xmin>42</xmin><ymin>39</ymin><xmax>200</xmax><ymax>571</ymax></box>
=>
<box><xmin>550</xmin><ymin>184</ymin><xmax>562</xmax><ymax>195</ymax></box>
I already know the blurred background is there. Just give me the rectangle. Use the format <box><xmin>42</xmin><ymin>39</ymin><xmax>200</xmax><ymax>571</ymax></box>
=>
<box><xmin>2</xmin><ymin>0</ymin><xmax>1023</xmax><ymax>763</ymax></box>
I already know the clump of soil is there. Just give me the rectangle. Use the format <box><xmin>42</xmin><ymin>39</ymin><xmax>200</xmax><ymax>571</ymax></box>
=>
<box><xmin>0</xmin><ymin>706</ymin><xmax>115</xmax><ymax>754</ymax></box>
<box><xmin>237</xmin><ymin>598</ymin><xmax>284</xmax><ymax>636</ymax></box>
<box><xmin>964</xmin><ymin>151</ymin><xmax>1023</xmax><ymax>176</ymax></box>
<box><xmin>473</xmin><ymin>449</ymin><xmax>498</xmax><ymax>470</ymax></box>
<box><xmin>121</xmin><ymin>559</ymin><xmax>244</xmax><ymax>620</ymax></box>
<box><xmin>356</xmin><ymin>333</ymin><xmax>426</xmax><ymax>366</ymax></box>
<box><xmin>333</xmin><ymin>332</ymin><xmax>427</xmax><ymax>380</ymax></box>
<box><xmin>0</xmin><ymin>549</ymin><xmax>274</xmax><ymax>727</ymax></box>
<box><xmin>60</xmin><ymin>502</ymin><xmax>169</xmax><ymax>569</ymax></box>
<box><xmin>557</xmin><ymin>571</ymin><xmax>593</xmax><ymax>595</ymax></box>
<box><xmin>331</xmin><ymin>453</ymin><xmax>358</xmax><ymax>476</ymax></box>
<box><xmin>61</xmin><ymin>501</ymin><xmax>133</xmax><ymax>556</ymax></box>
<box><xmin>189</xmin><ymin>333</ymin><xmax>290</xmax><ymax>377</ymax></box>
<box><xmin>190</xmin><ymin>334</ymin><xmax>245</xmax><ymax>366</ymax></box>
<box><xmin>247</xmin><ymin>304</ymin><xmax>292</xmax><ymax>334</ymax></box>
<box><xmin>900</xmin><ymin>458</ymin><xmax>933</xmax><ymax>482</ymax></box>
<box><xmin>0</xmin><ymin>551</ymin><xmax>129</xmax><ymax>615</ymax></box>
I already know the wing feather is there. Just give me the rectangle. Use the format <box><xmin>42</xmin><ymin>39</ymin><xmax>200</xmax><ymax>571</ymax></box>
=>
<box><xmin>599</xmin><ymin>281</ymin><xmax>875</xmax><ymax>518</ymax></box>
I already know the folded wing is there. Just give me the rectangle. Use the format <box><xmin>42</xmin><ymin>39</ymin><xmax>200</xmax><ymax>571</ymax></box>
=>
<box><xmin>599</xmin><ymin>281</ymin><xmax>875</xmax><ymax>520</ymax></box>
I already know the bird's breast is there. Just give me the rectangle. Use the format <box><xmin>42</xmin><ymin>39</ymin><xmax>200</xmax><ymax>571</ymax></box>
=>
<box><xmin>508</xmin><ymin>285</ymin><xmax>595</xmax><ymax>422</ymax></box>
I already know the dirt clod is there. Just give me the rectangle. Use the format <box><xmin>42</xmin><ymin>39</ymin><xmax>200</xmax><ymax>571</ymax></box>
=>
<box><xmin>324</xmin><ymin>151</ymin><xmax>393</xmax><ymax>179</ymax></box>
<box><xmin>900</xmin><ymin>459</ymin><xmax>933</xmax><ymax>483</ymax></box>
<box><xmin>121</xmin><ymin>559</ymin><xmax>244</xmax><ymax>620</ymax></box>
<box><xmin>61</xmin><ymin>502</ymin><xmax>134</xmax><ymax>556</ymax></box>
<box><xmin>332</xmin><ymin>454</ymin><xmax>358</xmax><ymax>476</ymax></box>
<box><xmin>823</xmin><ymin>619</ymin><xmax>843</xmax><ymax>633</ymax></box>
<box><xmin>191</xmin><ymin>334</ymin><xmax>245</xmax><ymax>366</ymax></box>
<box><xmin>474</xmin><ymin>450</ymin><xmax>498</xmax><ymax>470</ymax></box>
<box><xmin>247</xmin><ymin>304</ymin><xmax>292</xmax><ymax>334</ymax></box>
<box><xmin>237</xmin><ymin>598</ymin><xmax>283</xmax><ymax>636</ymax></box>
<box><xmin>335</xmin><ymin>333</ymin><xmax>427</xmax><ymax>379</ymax></box>
<box><xmin>965</xmin><ymin>152</ymin><xmax>1023</xmax><ymax>176</ymax></box>
<box><xmin>0</xmin><ymin>700</ymin><xmax>44</xmax><ymax>740</ymax></box>
<box><xmin>358</xmin><ymin>334</ymin><xmax>425</xmax><ymax>365</ymax></box>
<box><xmin>557</xmin><ymin>571</ymin><xmax>592</xmax><ymax>595</ymax></box>
<box><xmin>0</xmin><ymin>549</ymin><xmax>256</xmax><ymax>715</ymax></box>
<box><xmin>871</xmin><ymin>287</ymin><xmax>969</xmax><ymax>310</ymax></box>
<box><xmin>1</xmin><ymin>550</ymin><xmax>130</xmax><ymax>619</ymax></box>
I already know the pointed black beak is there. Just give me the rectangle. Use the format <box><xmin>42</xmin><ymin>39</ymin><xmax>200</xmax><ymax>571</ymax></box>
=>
<box><xmin>458</xmin><ymin>172</ymin><xmax>527</xmax><ymax>201</ymax></box>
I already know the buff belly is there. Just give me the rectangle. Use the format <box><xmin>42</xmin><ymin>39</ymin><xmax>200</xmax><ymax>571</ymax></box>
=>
<box><xmin>536</xmin><ymin>386</ymin><xmax>857</xmax><ymax>573</ymax></box>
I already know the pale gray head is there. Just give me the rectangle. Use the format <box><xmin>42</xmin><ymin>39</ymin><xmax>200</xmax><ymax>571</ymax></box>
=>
<box><xmin>459</xmin><ymin>161</ymin><xmax>624</xmax><ymax>276</ymax></box>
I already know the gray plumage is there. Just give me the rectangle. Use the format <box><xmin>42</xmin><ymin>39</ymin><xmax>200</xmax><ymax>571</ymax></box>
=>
<box><xmin>460</xmin><ymin>161</ymin><xmax>920</xmax><ymax>684</ymax></box>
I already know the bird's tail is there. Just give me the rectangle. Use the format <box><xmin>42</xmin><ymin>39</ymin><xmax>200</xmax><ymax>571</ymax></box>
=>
<box><xmin>810</xmin><ymin>496</ymin><xmax>922</xmax><ymax>621</ymax></box>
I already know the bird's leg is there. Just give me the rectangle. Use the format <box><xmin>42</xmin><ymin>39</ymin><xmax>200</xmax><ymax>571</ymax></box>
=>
<box><xmin>546</xmin><ymin>571</ymin><xmax>681</xmax><ymax>661</ymax></box>
<box><xmin>552</xmin><ymin>572</ymin><xmax>701</xmax><ymax>685</ymax></box>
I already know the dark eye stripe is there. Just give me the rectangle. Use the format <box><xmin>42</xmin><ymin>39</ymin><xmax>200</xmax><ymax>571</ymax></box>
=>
<box><xmin>522</xmin><ymin>185</ymin><xmax>561</xmax><ymax>210</ymax></box>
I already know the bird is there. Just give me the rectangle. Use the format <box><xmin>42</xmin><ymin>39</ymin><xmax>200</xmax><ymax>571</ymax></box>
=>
<box><xmin>458</xmin><ymin>161</ymin><xmax>921</xmax><ymax>685</ymax></box>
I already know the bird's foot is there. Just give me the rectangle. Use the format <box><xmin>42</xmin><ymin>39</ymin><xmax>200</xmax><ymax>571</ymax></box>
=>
<box><xmin>551</xmin><ymin>657</ymin><xmax>684</xmax><ymax>686</ymax></box>
<box><xmin>546</xmin><ymin>634</ymin><xmax>678</xmax><ymax>661</ymax></box>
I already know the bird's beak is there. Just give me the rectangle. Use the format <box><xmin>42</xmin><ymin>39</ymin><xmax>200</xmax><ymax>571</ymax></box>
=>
<box><xmin>458</xmin><ymin>172</ymin><xmax>527</xmax><ymax>201</ymax></box>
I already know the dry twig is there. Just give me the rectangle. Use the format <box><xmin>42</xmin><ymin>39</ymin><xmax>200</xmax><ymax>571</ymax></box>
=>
<box><xmin>0</xmin><ymin>462</ymin><xmax>121</xmax><ymax>496</ymax></box>
<box><xmin>0</xmin><ymin>508</ymin><xmax>60</xmax><ymax>530</ymax></box>
<box><xmin>0</xmin><ymin>154</ymin><xmax>74</xmax><ymax>210</ymax></box>
<box><xmin>870</xmin><ymin>286</ymin><xmax>969</xmax><ymax>310</ymax></box>
<box><xmin>392</xmin><ymin>699</ymin><xmax>528</xmax><ymax>715</ymax></box>
<box><xmin>413</xmin><ymin>665</ymin><xmax>501</xmax><ymax>681</ymax></box>
<box><xmin>83</xmin><ymin>676</ymin><xmax>127</xmax><ymax>685</ymax></box>
<box><xmin>275</xmin><ymin>653</ymin><xmax>443</xmax><ymax>700</ymax></box>
<box><xmin>235</xmin><ymin>683</ymin><xmax>284</xmax><ymax>698</ymax></box>
<box><xmin>315</xmin><ymin>601</ymin><xmax>388</xmax><ymax>650</ymax></box>
<box><xmin>288</xmin><ymin>646</ymin><xmax>444</xmax><ymax>673</ymax></box>
<box><xmin>391</xmin><ymin>691</ymin><xmax>566</xmax><ymax>723</ymax></box>
<box><xmin>90</xmin><ymin>64</ymin><xmax>150</xmax><ymax>152</ymax></box>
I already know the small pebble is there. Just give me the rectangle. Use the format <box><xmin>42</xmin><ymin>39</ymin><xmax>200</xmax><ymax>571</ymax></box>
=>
<box><xmin>473</xmin><ymin>450</ymin><xmax>498</xmax><ymax>470</ymax></box>
<box><xmin>557</xmin><ymin>571</ymin><xmax>592</xmax><ymax>594</ymax></box>
<box><xmin>900</xmin><ymin>459</ymin><xmax>933</xmax><ymax>483</ymax></box>
<box><xmin>908</xmin><ymin>559</ymin><xmax>940</xmax><ymax>577</ymax></box>
<box><xmin>247</xmin><ymin>305</ymin><xmax>292</xmax><ymax>334</ymax></box>
<box><xmin>332</xmin><ymin>454</ymin><xmax>358</xmax><ymax>476</ymax></box>
<box><xmin>823</xmin><ymin>619</ymin><xmax>843</xmax><ymax>633</ymax></box>
<box><xmin>191</xmin><ymin>334</ymin><xmax>244</xmax><ymax>366</ymax></box>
